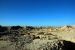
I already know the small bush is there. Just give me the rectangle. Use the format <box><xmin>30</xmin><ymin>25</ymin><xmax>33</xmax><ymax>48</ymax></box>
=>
<box><xmin>0</xmin><ymin>26</ymin><xmax>8</xmax><ymax>32</ymax></box>
<box><xmin>11</xmin><ymin>26</ymin><xmax>23</xmax><ymax>30</ymax></box>
<box><xmin>38</xmin><ymin>32</ymin><xmax>44</xmax><ymax>35</ymax></box>
<box><xmin>26</xmin><ymin>26</ymin><xmax>35</xmax><ymax>30</ymax></box>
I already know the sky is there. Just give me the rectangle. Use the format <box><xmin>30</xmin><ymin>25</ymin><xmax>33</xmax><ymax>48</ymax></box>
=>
<box><xmin>0</xmin><ymin>0</ymin><xmax>75</xmax><ymax>26</ymax></box>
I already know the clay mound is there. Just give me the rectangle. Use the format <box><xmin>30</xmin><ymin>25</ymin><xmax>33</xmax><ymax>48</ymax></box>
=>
<box><xmin>60</xmin><ymin>25</ymin><xmax>75</xmax><ymax>32</ymax></box>
<box><xmin>71</xmin><ymin>25</ymin><xmax>75</xmax><ymax>29</ymax></box>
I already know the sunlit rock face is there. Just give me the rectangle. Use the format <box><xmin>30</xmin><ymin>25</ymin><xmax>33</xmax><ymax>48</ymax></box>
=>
<box><xmin>60</xmin><ymin>26</ymin><xmax>75</xmax><ymax>32</ymax></box>
<box><xmin>24</xmin><ymin>39</ymin><xmax>64</xmax><ymax>50</ymax></box>
<box><xmin>0</xmin><ymin>32</ymin><xmax>64</xmax><ymax>50</ymax></box>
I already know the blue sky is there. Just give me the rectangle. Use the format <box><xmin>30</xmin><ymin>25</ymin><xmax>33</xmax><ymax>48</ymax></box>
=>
<box><xmin>0</xmin><ymin>0</ymin><xmax>75</xmax><ymax>26</ymax></box>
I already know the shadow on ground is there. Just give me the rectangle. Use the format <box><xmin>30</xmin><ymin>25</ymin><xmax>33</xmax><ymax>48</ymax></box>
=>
<box><xmin>63</xmin><ymin>40</ymin><xmax>75</xmax><ymax>50</ymax></box>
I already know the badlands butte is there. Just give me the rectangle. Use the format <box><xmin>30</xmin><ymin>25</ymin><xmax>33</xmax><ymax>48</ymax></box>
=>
<box><xmin>0</xmin><ymin>25</ymin><xmax>75</xmax><ymax>50</ymax></box>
